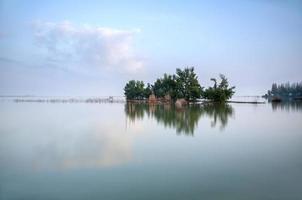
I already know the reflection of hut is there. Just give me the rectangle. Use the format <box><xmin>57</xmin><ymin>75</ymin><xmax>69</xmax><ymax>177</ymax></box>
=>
<box><xmin>149</xmin><ymin>104</ymin><xmax>156</xmax><ymax>113</ymax></box>
<box><xmin>175</xmin><ymin>98</ymin><xmax>187</xmax><ymax>108</ymax></box>
<box><xmin>149</xmin><ymin>94</ymin><xmax>157</xmax><ymax>104</ymax></box>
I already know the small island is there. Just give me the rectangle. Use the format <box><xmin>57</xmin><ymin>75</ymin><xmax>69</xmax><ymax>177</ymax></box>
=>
<box><xmin>124</xmin><ymin>67</ymin><xmax>235</xmax><ymax>106</ymax></box>
<box><xmin>264</xmin><ymin>82</ymin><xmax>302</xmax><ymax>102</ymax></box>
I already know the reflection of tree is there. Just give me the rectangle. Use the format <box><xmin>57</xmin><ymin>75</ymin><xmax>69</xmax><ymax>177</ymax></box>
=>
<box><xmin>125</xmin><ymin>103</ymin><xmax>234</xmax><ymax>135</ymax></box>
<box><xmin>152</xmin><ymin>104</ymin><xmax>202</xmax><ymax>135</ymax></box>
<box><xmin>201</xmin><ymin>103</ymin><xmax>234</xmax><ymax>130</ymax></box>
<box><xmin>125</xmin><ymin>103</ymin><xmax>146</xmax><ymax>121</ymax></box>
<box><xmin>271</xmin><ymin>101</ymin><xmax>302</xmax><ymax>112</ymax></box>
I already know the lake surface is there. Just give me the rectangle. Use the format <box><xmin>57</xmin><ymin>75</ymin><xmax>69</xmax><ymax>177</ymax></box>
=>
<box><xmin>0</xmin><ymin>99</ymin><xmax>302</xmax><ymax>200</ymax></box>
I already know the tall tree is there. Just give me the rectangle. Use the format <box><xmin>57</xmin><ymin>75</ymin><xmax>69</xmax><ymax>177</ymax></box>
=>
<box><xmin>202</xmin><ymin>74</ymin><xmax>235</xmax><ymax>102</ymax></box>
<box><xmin>153</xmin><ymin>73</ymin><xmax>177</xmax><ymax>99</ymax></box>
<box><xmin>266</xmin><ymin>81</ymin><xmax>302</xmax><ymax>98</ymax></box>
<box><xmin>144</xmin><ymin>83</ymin><xmax>153</xmax><ymax>98</ymax></box>
<box><xmin>124</xmin><ymin>80</ymin><xmax>145</xmax><ymax>100</ymax></box>
<box><xmin>175</xmin><ymin>67</ymin><xmax>202</xmax><ymax>101</ymax></box>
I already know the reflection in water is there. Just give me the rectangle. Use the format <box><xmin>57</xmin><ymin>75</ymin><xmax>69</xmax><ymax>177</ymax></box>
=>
<box><xmin>0</xmin><ymin>104</ymin><xmax>137</xmax><ymax>172</ymax></box>
<box><xmin>125</xmin><ymin>103</ymin><xmax>234</xmax><ymax>135</ymax></box>
<box><xmin>202</xmin><ymin>103</ymin><xmax>234</xmax><ymax>129</ymax></box>
<box><xmin>271</xmin><ymin>101</ymin><xmax>302</xmax><ymax>112</ymax></box>
<box><xmin>1</xmin><ymin>102</ymin><xmax>302</xmax><ymax>200</ymax></box>
<box><xmin>1</xmin><ymin>124</ymin><xmax>134</xmax><ymax>171</ymax></box>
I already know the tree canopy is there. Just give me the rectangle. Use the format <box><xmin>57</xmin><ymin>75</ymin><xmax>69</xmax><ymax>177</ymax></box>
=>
<box><xmin>124</xmin><ymin>68</ymin><xmax>235</xmax><ymax>102</ymax></box>
<box><xmin>175</xmin><ymin>67</ymin><xmax>202</xmax><ymax>101</ymax></box>
<box><xmin>153</xmin><ymin>73</ymin><xmax>177</xmax><ymax>99</ymax></box>
<box><xmin>201</xmin><ymin>74</ymin><xmax>235</xmax><ymax>102</ymax></box>
<box><xmin>124</xmin><ymin>80</ymin><xmax>146</xmax><ymax>100</ymax></box>
<box><xmin>152</xmin><ymin>67</ymin><xmax>202</xmax><ymax>100</ymax></box>
<box><xmin>265</xmin><ymin>82</ymin><xmax>302</xmax><ymax>98</ymax></box>
<box><xmin>124</xmin><ymin>67</ymin><xmax>202</xmax><ymax>101</ymax></box>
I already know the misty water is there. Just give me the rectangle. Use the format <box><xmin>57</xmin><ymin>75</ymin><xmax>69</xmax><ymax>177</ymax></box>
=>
<box><xmin>0</xmin><ymin>99</ymin><xmax>302</xmax><ymax>200</ymax></box>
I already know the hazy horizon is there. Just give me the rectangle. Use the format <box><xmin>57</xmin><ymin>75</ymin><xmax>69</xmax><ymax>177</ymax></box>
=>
<box><xmin>1</xmin><ymin>0</ymin><xmax>302</xmax><ymax>96</ymax></box>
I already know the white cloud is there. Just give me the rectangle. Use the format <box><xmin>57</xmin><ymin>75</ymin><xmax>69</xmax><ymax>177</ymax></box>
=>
<box><xmin>32</xmin><ymin>20</ymin><xmax>143</xmax><ymax>73</ymax></box>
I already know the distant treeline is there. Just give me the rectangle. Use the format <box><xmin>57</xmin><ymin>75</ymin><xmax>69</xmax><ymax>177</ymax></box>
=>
<box><xmin>265</xmin><ymin>82</ymin><xmax>302</xmax><ymax>99</ymax></box>
<box><xmin>124</xmin><ymin>67</ymin><xmax>235</xmax><ymax>102</ymax></box>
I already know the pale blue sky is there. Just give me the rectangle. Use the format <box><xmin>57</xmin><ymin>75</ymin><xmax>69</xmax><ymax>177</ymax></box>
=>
<box><xmin>0</xmin><ymin>0</ymin><xmax>301</xmax><ymax>96</ymax></box>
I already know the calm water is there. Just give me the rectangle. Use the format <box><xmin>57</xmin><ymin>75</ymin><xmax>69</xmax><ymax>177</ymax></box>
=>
<box><xmin>0</xmin><ymin>100</ymin><xmax>302</xmax><ymax>200</ymax></box>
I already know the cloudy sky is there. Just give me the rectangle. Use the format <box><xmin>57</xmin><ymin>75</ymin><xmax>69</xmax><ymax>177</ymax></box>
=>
<box><xmin>0</xmin><ymin>0</ymin><xmax>301</xmax><ymax>96</ymax></box>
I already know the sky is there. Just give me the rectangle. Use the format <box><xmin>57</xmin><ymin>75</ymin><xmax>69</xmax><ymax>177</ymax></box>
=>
<box><xmin>0</xmin><ymin>0</ymin><xmax>301</xmax><ymax>96</ymax></box>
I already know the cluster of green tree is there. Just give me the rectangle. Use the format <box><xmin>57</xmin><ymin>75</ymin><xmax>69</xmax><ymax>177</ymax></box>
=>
<box><xmin>265</xmin><ymin>82</ymin><xmax>302</xmax><ymax>98</ymax></box>
<box><xmin>124</xmin><ymin>67</ymin><xmax>235</xmax><ymax>102</ymax></box>
<box><xmin>125</xmin><ymin>103</ymin><xmax>233</xmax><ymax>135</ymax></box>
<box><xmin>123</xmin><ymin>80</ymin><xmax>151</xmax><ymax>100</ymax></box>
<box><xmin>153</xmin><ymin>68</ymin><xmax>202</xmax><ymax>101</ymax></box>
<box><xmin>202</xmin><ymin>74</ymin><xmax>235</xmax><ymax>102</ymax></box>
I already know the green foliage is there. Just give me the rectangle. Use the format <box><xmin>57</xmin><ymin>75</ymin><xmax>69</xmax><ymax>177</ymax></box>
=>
<box><xmin>266</xmin><ymin>82</ymin><xmax>302</xmax><ymax>98</ymax></box>
<box><xmin>125</xmin><ymin>67</ymin><xmax>203</xmax><ymax>101</ymax></box>
<box><xmin>123</xmin><ymin>68</ymin><xmax>235</xmax><ymax>102</ymax></box>
<box><xmin>202</xmin><ymin>74</ymin><xmax>235</xmax><ymax>102</ymax></box>
<box><xmin>175</xmin><ymin>67</ymin><xmax>202</xmax><ymax>101</ymax></box>
<box><xmin>153</xmin><ymin>67</ymin><xmax>202</xmax><ymax>101</ymax></box>
<box><xmin>153</xmin><ymin>73</ymin><xmax>177</xmax><ymax>99</ymax></box>
<box><xmin>144</xmin><ymin>83</ymin><xmax>153</xmax><ymax>98</ymax></box>
<box><xmin>124</xmin><ymin>80</ymin><xmax>146</xmax><ymax>100</ymax></box>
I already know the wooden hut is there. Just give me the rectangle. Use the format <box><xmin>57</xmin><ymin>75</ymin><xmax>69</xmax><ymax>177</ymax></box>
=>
<box><xmin>175</xmin><ymin>98</ymin><xmax>187</xmax><ymax>108</ymax></box>
<box><xmin>148</xmin><ymin>94</ymin><xmax>157</xmax><ymax>104</ymax></box>
<box><xmin>164</xmin><ymin>94</ymin><xmax>171</xmax><ymax>103</ymax></box>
